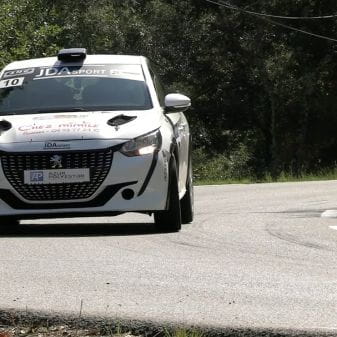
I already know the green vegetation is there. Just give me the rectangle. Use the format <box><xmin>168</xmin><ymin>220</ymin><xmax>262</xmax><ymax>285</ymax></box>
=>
<box><xmin>195</xmin><ymin>171</ymin><xmax>337</xmax><ymax>185</ymax></box>
<box><xmin>0</xmin><ymin>323</ymin><xmax>204</xmax><ymax>337</ymax></box>
<box><xmin>1</xmin><ymin>0</ymin><xmax>337</xmax><ymax>180</ymax></box>
<box><xmin>165</xmin><ymin>328</ymin><xmax>204</xmax><ymax>337</ymax></box>
<box><xmin>194</xmin><ymin>148</ymin><xmax>337</xmax><ymax>184</ymax></box>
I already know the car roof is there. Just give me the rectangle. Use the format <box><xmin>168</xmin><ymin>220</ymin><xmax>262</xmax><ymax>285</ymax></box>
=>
<box><xmin>3</xmin><ymin>55</ymin><xmax>147</xmax><ymax>71</ymax></box>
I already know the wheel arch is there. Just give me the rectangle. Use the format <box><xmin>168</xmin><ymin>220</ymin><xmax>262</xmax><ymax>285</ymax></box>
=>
<box><xmin>170</xmin><ymin>140</ymin><xmax>180</xmax><ymax>175</ymax></box>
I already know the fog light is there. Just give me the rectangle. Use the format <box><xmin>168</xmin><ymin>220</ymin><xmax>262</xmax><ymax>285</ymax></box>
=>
<box><xmin>122</xmin><ymin>189</ymin><xmax>135</xmax><ymax>200</ymax></box>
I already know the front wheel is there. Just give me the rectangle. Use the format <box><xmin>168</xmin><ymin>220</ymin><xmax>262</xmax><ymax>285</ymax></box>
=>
<box><xmin>154</xmin><ymin>156</ymin><xmax>181</xmax><ymax>232</ymax></box>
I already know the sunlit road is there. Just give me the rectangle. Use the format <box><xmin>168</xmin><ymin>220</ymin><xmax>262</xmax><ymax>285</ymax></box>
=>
<box><xmin>1</xmin><ymin>181</ymin><xmax>337</xmax><ymax>333</ymax></box>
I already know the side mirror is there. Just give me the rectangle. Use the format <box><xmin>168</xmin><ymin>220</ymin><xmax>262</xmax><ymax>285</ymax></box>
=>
<box><xmin>164</xmin><ymin>93</ymin><xmax>191</xmax><ymax>113</ymax></box>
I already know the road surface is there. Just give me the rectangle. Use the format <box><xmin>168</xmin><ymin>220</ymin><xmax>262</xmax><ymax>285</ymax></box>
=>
<box><xmin>1</xmin><ymin>181</ymin><xmax>337</xmax><ymax>333</ymax></box>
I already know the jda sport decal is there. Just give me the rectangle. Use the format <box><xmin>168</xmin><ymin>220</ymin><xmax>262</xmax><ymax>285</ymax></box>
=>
<box><xmin>1</xmin><ymin>65</ymin><xmax>144</xmax><ymax>83</ymax></box>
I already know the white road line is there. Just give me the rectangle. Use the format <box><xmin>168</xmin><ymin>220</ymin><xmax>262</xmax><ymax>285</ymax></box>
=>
<box><xmin>320</xmin><ymin>211</ymin><xmax>337</xmax><ymax>231</ymax></box>
<box><xmin>321</xmin><ymin>210</ymin><xmax>337</xmax><ymax>218</ymax></box>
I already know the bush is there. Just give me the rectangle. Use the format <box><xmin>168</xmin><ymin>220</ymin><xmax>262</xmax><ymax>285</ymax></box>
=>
<box><xmin>192</xmin><ymin>144</ymin><xmax>252</xmax><ymax>182</ymax></box>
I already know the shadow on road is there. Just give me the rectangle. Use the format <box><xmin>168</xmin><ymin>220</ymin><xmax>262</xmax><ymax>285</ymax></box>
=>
<box><xmin>0</xmin><ymin>222</ymin><xmax>163</xmax><ymax>237</ymax></box>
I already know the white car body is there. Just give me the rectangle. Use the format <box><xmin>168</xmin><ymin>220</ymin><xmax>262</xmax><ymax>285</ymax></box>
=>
<box><xmin>0</xmin><ymin>49</ymin><xmax>193</xmax><ymax>231</ymax></box>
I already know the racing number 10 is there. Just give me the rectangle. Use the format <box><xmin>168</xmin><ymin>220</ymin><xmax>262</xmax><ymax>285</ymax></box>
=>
<box><xmin>0</xmin><ymin>77</ymin><xmax>24</xmax><ymax>89</ymax></box>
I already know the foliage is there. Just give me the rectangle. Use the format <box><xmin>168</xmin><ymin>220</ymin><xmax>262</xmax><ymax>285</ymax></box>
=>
<box><xmin>193</xmin><ymin>145</ymin><xmax>252</xmax><ymax>181</ymax></box>
<box><xmin>1</xmin><ymin>0</ymin><xmax>337</xmax><ymax>178</ymax></box>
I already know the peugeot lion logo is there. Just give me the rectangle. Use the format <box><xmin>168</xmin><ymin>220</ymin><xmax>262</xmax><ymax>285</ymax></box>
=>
<box><xmin>50</xmin><ymin>155</ymin><xmax>63</xmax><ymax>169</ymax></box>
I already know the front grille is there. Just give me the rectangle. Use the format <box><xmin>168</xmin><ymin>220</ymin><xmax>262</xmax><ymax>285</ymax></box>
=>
<box><xmin>1</xmin><ymin>149</ymin><xmax>113</xmax><ymax>201</ymax></box>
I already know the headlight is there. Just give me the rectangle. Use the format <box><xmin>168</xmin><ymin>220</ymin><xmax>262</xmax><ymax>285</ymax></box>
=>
<box><xmin>120</xmin><ymin>130</ymin><xmax>161</xmax><ymax>157</ymax></box>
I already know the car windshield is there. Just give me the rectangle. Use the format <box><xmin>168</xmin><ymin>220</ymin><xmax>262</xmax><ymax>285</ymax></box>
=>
<box><xmin>0</xmin><ymin>64</ymin><xmax>152</xmax><ymax>115</ymax></box>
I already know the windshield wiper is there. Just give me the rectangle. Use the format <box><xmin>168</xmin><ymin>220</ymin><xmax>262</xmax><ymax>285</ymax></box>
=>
<box><xmin>37</xmin><ymin>107</ymin><xmax>90</xmax><ymax>113</ymax></box>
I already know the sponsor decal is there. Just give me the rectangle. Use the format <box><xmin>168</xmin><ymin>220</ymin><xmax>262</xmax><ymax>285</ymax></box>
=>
<box><xmin>1</xmin><ymin>65</ymin><xmax>143</xmax><ymax>82</ymax></box>
<box><xmin>162</xmin><ymin>151</ymin><xmax>169</xmax><ymax>182</ymax></box>
<box><xmin>44</xmin><ymin>142</ymin><xmax>71</xmax><ymax>150</ymax></box>
<box><xmin>36</xmin><ymin>66</ymin><xmax>109</xmax><ymax>78</ymax></box>
<box><xmin>33</xmin><ymin>114</ymin><xmax>88</xmax><ymax>121</ymax></box>
<box><xmin>2</xmin><ymin>68</ymin><xmax>35</xmax><ymax>78</ymax></box>
<box><xmin>18</xmin><ymin>121</ymin><xmax>100</xmax><ymax>136</ymax></box>
<box><xmin>30</xmin><ymin>171</ymin><xmax>44</xmax><ymax>183</ymax></box>
<box><xmin>47</xmin><ymin>171</ymin><xmax>86</xmax><ymax>180</ymax></box>
<box><xmin>24</xmin><ymin>168</ymin><xmax>90</xmax><ymax>184</ymax></box>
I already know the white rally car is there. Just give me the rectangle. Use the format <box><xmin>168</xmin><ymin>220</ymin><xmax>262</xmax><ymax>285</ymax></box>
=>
<box><xmin>0</xmin><ymin>48</ymin><xmax>193</xmax><ymax>232</ymax></box>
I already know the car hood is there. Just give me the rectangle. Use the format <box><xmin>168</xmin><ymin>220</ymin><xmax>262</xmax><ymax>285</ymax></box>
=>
<box><xmin>0</xmin><ymin>110</ymin><xmax>162</xmax><ymax>151</ymax></box>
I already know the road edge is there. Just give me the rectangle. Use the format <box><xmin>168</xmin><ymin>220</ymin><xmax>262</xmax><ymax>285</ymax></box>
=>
<box><xmin>0</xmin><ymin>308</ymin><xmax>336</xmax><ymax>337</ymax></box>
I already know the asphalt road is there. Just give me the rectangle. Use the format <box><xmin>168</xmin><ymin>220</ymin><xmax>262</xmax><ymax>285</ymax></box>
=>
<box><xmin>1</xmin><ymin>181</ymin><xmax>337</xmax><ymax>333</ymax></box>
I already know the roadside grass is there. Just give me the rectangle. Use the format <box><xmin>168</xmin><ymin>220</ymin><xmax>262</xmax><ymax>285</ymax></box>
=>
<box><xmin>0</xmin><ymin>324</ymin><xmax>204</xmax><ymax>337</ymax></box>
<box><xmin>0</xmin><ymin>310</ymin><xmax>204</xmax><ymax>337</ymax></box>
<box><xmin>194</xmin><ymin>169</ymin><xmax>337</xmax><ymax>186</ymax></box>
<box><xmin>164</xmin><ymin>328</ymin><xmax>203</xmax><ymax>337</ymax></box>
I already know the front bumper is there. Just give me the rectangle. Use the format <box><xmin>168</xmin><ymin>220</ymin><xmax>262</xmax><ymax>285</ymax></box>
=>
<box><xmin>0</xmin><ymin>150</ymin><xmax>169</xmax><ymax>217</ymax></box>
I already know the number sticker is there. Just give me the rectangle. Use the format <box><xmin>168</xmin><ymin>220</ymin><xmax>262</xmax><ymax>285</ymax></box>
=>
<box><xmin>0</xmin><ymin>77</ymin><xmax>24</xmax><ymax>89</ymax></box>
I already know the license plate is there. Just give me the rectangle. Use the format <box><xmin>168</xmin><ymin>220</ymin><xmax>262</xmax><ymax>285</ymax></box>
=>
<box><xmin>24</xmin><ymin>168</ymin><xmax>90</xmax><ymax>185</ymax></box>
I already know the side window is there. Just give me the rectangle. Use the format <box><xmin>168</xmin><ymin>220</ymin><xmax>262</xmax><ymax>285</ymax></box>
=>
<box><xmin>149</xmin><ymin>63</ymin><xmax>166</xmax><ymax>107</ymax></box>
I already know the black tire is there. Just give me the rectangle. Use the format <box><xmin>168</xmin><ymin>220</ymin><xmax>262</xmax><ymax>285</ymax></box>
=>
<box><xmin>0</xmin><ymin>217</ymin><xmax>20</xmax><ymax>227</ymax></box>
<box><xmin>154</xmin><ymin>157</ymin><xmax>181</xmax><ymax>232</ymax></box>
<box><xmin>180</xmin><ymin>160</ymin><xmax>194</xmax><ymax>224</ymax></box>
